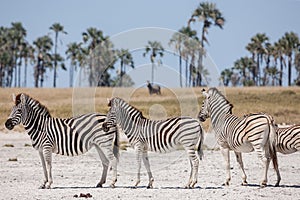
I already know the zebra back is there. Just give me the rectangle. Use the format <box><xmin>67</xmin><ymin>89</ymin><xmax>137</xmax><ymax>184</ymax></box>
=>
<box><xmin>275</xmin><ymin>125</ymin><xmax>300</xmax><ymax>154</ymax></box>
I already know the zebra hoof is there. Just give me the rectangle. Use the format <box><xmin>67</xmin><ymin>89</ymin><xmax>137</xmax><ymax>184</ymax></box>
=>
<box><xmin>96</xmin><ymin>183</ymin><xmax>103</xmax><ymax>188</ymax></box>
<box><xmin>260</xmin><ymin>183</ymin><xmax>267</xmax><ymax>188</ymax></box>
<box><xmin>39</xmin><ymin>184</ymin><xmax>46</xmax><ymax>189</ymax></box>
<box><xmin>241</xmin><ymin>181</ymin><xmax>248</xmax><ymax>186</ymax></box>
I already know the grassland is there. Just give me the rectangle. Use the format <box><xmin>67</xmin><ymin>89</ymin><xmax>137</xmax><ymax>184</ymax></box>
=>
<box><xmin>1</xmin><ymin>87</ymin><xmax>300</xmax><ymax>132</ymax></box>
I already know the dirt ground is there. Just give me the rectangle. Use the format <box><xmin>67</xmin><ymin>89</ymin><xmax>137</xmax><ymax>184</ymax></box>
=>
<box><xmin>0</xmin><ymin>132</ymin><xmax>299</xmax><ymax>200</ymax></box>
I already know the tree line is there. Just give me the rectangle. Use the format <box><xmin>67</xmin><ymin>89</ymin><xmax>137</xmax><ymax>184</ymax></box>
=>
<box><xmin>4</xmin><ymin>2</ymin><xmax>298</xmax><ymax>88</ymax></box>
<box><xmin>220</xmin><ymin>32</ymin><xmax>300</xmax><ymax>87</ymax></box>
<box><xmin>0</xmin><ymin>2</ymin><xmax>228</xmax><ymax>88</ymax></box>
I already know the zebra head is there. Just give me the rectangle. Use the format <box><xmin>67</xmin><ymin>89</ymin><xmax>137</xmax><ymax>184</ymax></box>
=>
<box><xmin>102</xmin><ymin>98</ymin><xmax>119</xmax><ymax>132</ymax></box>
<box><xmin>198</xmin><ymin>89</ymin><xmax>211</xmax><ymax>122</ymax></box>
<box><xmin>5</xmin><ymin>93</ymin><xmax>28</xmax><ymax>130</ymax></box>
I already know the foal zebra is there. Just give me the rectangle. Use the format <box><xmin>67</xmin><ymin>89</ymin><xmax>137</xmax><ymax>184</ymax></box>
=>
<box><xmin>102</xmin><ymin>97</ymin><xmax>203</xmax><ymax>188</ymax></box>
<box><xmin>5</xmin><ymin>93</ymin><xmax>119</xmax><ymax>189</ymax></box>
<box><xmin>198</xmin><ymin>88</ymin><xmax>280</xmax><ymax>187</ymax></box>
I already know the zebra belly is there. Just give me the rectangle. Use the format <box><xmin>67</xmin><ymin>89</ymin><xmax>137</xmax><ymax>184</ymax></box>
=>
<box><xmin>229</xmin><ymin>142</ymin><xmax>254</xmax><ymax>153</ymax></box>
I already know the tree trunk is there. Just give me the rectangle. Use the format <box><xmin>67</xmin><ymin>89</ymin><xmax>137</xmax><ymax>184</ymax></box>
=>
<box><xmin>53</xmin><ymin>33</ymin><xmax>58</xmax><ymax>88</ymax></box>
<box><xmin>179</xmin><ymin>52</ymin><xmax>182</xmax><ymax>87</ymax></box>
<box><xmin>288</xmin><ymin>55</ymin><xmax>292</xmax><ymax>86</ymax></box>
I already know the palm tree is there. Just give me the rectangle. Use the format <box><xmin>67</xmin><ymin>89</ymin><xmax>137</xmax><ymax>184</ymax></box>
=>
<box><xmin>274</xmin><ymin>40</ymin><xmax>286</xmax><ymax>86</ymax></box>
<box><xmin>188</xmin><ymin>2</ymin><xmax>225</xmax><ymax>86</ymax></box>
<box><xmin>20</xmin><ymin>42</ymin><xmax>34</xmax><ymax>87</ymax></box>
<box><xmin>246</xmin><ymin>33</ymin><xmax>269</xmax><ymax>86</ymax></box>
<box><xmin>66</xmin><ymin>42</ymin><xmax>81</xmax><ymax>87</ymax></box>
<box><xmin>9</xmin><ymin>22</ymin><xmax>27</xmax><ymax>87</ymax></box>
<box><xmin>33</xmin><ymin>35</ymin><xmax>53</xmax><ymax>87</ymax></box>
<box><xmin>50</xmin><ymin>23</ymin><xmax>67</xmax><ymax>88</ymax></box>
<box><xmin>82</xmin><ymin>27</ymin><xmax>108</xmax><ymax>86</ymax></box>
<box><xmin>179</xmin><ymin>26</ymin><xmax>198</xmax><ymax>87</ymax></box>
<box><xmin>116</xmin><ymin>49</ymin><xmax>134</xmax><ymax>87</ymax></box>
<box><xmin>143</xmin><ymin>41</ymin><xmax>164</xmax><ymax>84</ymax></box>
<box><xmin>188</xmin><ymin>2</ymin><xmax>225</xmax><ymax>48</ymax></box>
<box><xmin>220</xmin><ymin>68</ymin><xmax>233</xmax><ymax>86</ymax></box>
<box><xmin>280</xmin><ymin>32</ymin><xmax>300</xmax><ymax>86</ymax></box>
<box><xmin>233</xmin><ymin>57</ymin><xmax>255</xmax><ymax>86</ymax></box>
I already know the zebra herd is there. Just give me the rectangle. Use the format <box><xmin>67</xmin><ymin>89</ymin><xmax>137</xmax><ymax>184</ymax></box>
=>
<box><xmin>4</xmin><ymin>88</ymin><xmax>300</xmax><ymax>189</ymax></box>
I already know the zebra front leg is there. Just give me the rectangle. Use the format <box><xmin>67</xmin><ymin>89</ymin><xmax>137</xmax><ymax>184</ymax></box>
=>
<box><xmin>43</xmin><ymin>148</ymin><xmax>53</xmax><ymax>189</ymax></box>
<box><xmin>134</xmin><ymin>145</ymin><xmax>143</xmax><ymax>188</ymax></box>
<box><xmin>142</xmin><ymin>150</ymin><xmax>154</xmax><ymax>189</ymax></box>
<box><xmin>221</xmin><ymin>147</ymin><xmax>231</xmax><ymax>186</ymax></box>
<box><xmin>94</xmin><ymin>146</ymin><xmax>109</xmax><ymax>188</ymax></box>
<box><xmin>234</xmin><ymin>152</ymin><xmax>248</xmax><ymax>186</ymax></box>
<box><xmin>38</xmin><ymin>151</ymin><xmax>48</xmax><ymax>189</ymax></box>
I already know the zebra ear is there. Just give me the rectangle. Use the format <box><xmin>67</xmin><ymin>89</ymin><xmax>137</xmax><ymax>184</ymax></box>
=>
<box><xmin>12</xmin><ymin>93</ymin><xmax>16</xmax><ymax>103</ymax></box>
<box><xmin>202</xmin><ymin>89</ymin><xmax>209</xmax><ymax>98</ymax></box>
<box><xmin>107</xmin><ymin>98</ymin><xmax>111</xmax><ymax>107</ymax></box>
<box><xmin>20</xmin><ymin>94</ymin><xmax>26</xmax><ymax>105</ymax></box>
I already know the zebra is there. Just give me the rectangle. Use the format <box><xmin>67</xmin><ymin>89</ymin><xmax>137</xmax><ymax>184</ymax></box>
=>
<box><xmin>5</xmin><ymin>93</ymin><xmax>119</xmax><ymax>189</ymax></box>
<box><xmin>272</xmin><ymin>124</ymin><xmax>300</xmax><ymax>185</ymax></box>
<box><xmin>198</xmin><ymin>88</ymin><xmax>280</xmax><ymax>187</ymax></box>
<box><xmin>147</xmin><ymin>80</ymin><xmax>161</xmax><ymax>95</ymax></box>
<box><xmin>102</xmin><ymin>97</ymin><xmax>203</xmax><ymax>188</ymax></box>
<box><xmin>275</xmin><ymin>124</ymin><xmax>300</xmax><ymax>154</ymax></box>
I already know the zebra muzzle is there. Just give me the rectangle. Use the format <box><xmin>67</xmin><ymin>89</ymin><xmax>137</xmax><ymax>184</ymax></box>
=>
<box><xmin>102</xmin><ymin>122</ymin><xmax>110</xmax><ymax>132</ymax></box>
<box><xmin>5</xmin><ymin>119</ymin><xmax>14</xmax><ymax>130</ymax></box>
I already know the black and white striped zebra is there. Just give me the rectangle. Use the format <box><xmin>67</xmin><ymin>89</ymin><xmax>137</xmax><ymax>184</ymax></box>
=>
<box><xmin>5</xmin><ymin>93</ymin><xmax>119</xmax><ymax>189</ymax></box>
<box><xmin>275</xmin><ymin>124</ymin><xmax>300</xmax><ymax>154</ymax></box>
<box><xmin>198</xmin><ymin>88</ymin><xmax>280</xmax><ymax>187</ymax></box>
<box><xmin>102</xmin><ymin>97</ymin><xmax>203</xmax><ymax>188</ymax></box>
<box><xmin>272</xmin><ymin>124</ymin><xmax>300</xmax><ymax>185</ymax></box>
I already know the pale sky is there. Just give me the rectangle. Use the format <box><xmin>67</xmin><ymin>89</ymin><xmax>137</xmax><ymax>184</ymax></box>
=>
<box><xmin>1</xmin><ymin>0</ymin><xmax>300</xmax><ymax>87</ymax></box>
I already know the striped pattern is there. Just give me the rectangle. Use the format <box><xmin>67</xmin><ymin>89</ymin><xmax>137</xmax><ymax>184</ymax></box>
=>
<box><xmin>275</xmin><ymin>125</ymin><xmax>300</xmax><ymax>154</ymax></box>
<box><xmin>5</xmin><ymin>93</ymin><xmax>119</xmax><ymax>189</ymax></box>
<box><xmin>102</xmin><ymin>97</ymin><xmax>203</xmax><ymax>188</ymax></box>
<box><xmin>198</xmin><ymin>88</ymin><xmax>279</xmax><ymax>187</ymax></box>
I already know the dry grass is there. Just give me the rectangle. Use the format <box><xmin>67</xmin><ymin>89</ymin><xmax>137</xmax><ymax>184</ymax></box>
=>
<box><xmin>1</xmin><ymin>87</ymin><xmax>300</xmax><ymax>132</ymax></box>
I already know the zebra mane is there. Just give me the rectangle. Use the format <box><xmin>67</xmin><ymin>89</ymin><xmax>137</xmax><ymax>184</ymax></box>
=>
<box><xmin>207</xmin><ymin>88</ymin><xmax>233</xmax><ymax>114</ymax></box>
<box><xmin>15</xmin><ymin>93</ymin><xmax>51</xmax><ymax>117</ymax></box>
<box><xmin>112</xmin><ymin>97</ymin><xmax>145</xmax><ymax>119</ymax></box>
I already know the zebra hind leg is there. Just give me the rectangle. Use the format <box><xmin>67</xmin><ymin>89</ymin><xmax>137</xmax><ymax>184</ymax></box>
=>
<box><xmin>184</xmin><ymin>149</ymin><xmax>199</xmax><ymax>188</ymax></box>
<box><xmin>142</xmin><ymin>150</ymin><xmax>154</xmax><ymax>188</ymax></box>
<box><xmin>234</xmin><ymin>151</ymin><xmax>248</xmax><ymax>186</ymax></box>
<box><xmin>94</xmin><ymin>145</ymin><xmax>109</xmax><ymax>188</ymax></box>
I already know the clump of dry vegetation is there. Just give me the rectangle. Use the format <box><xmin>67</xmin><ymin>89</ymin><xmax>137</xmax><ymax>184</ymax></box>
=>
<box><xmin>1</xmin><ymin>87</ymin><xmax>300</xmax><ymax>132</ymax></box>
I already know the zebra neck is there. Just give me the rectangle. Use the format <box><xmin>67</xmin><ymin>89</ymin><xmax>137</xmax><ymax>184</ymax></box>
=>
<box><xmin>23</xmin><ymin>113</ymin><xmax>49</xmax><ymax>144</ymax></box>
<box><xmin>118</xmin><ymin>110</ymin><xmax>143</xmax><ymax>138</ymax></box>
<box><xmin>210</xmin><ymin>102</ymin><xmax>231</xmax><ymax>131</ymax></box>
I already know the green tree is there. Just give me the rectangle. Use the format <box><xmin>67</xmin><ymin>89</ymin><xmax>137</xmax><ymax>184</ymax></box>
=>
<box><xmin>246</xmin><ymin>33</ymin><xmax>269</xmax><ymax>86</ymax></box>
<box><xmin>50</xmin><ymin>23</ymin><xmax>67</xmax><ymax>87</ymax></box>
<box><xmin>233</xmin><ymin>57</ymin><xmax>255</xmax><ymax>86</ymax></box>
<box><xmin>33</xmin><ymin>35</ymin><xmax>53</xmax><ymax>87</ymax></box>
<box><xmin>220</xmin><ymin>68</ymin><xmax>233</xmax><ymax>86</ymax></box>
<box><xmin>66</xmin><ymin>42</ymin><xmax>82</xmax><ymax>87</ymax></box>
<box><xmin>179</xmin><ymin>26</ymin><xmax>198</xmax><ymax>87</ymax></box>
<box><xmin>188</xmin><ymin>2</ymin><xmax>225</xmax><ymax>86</ymax></box>
<box><xmin>143</xmin><ymin>41</ymin><xmax>164</xmax><ymax>84</ymax></box>
<box><xmin>280</xmin><ymin>32</ymin><xmax>300</xmax><ymax>86</ymax></box>
<box><xmin>116</xmin><ymin>49</ymin><xmax>134</xmax><ymax>87</ymax></box>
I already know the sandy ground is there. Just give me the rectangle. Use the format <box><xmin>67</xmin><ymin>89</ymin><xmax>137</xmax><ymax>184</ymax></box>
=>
<box><xmin>0</xmin><ymin>132</ymin><xmax>299</xmax><ymax>200</ymax></box>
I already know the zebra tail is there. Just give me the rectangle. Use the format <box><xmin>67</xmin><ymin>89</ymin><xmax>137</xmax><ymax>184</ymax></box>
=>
<box><xmin>197</xmin><ymin>128</ymin><xmax>204</xmax><ymax>160</ymax></box>
<box><xmin>268</xmin><ymin>116</ymin><xmax>278</xmax><ymax>172</ymax></box>
<box><xmin>113</xmin><ymin>127</ymin><xmax>120</xmax><ymax>162</ymax></box>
